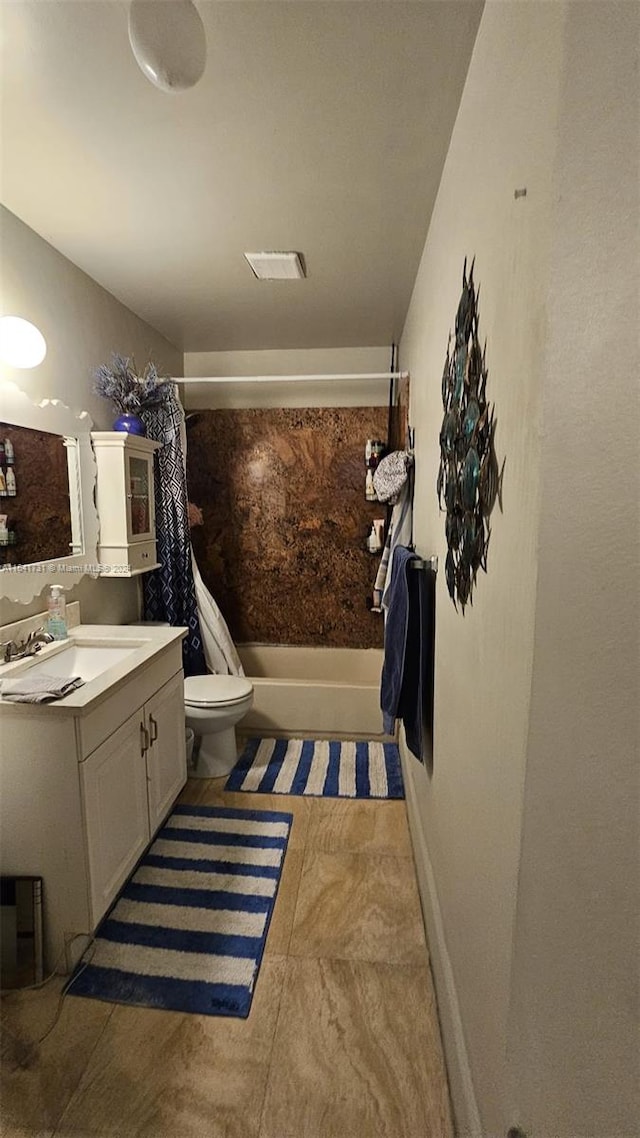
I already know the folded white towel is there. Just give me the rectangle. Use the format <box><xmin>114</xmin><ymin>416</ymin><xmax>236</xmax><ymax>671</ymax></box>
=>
<box><xmin>0</xmin><ymin>673</ymin><xmax>85</xmax><ymax>704</ymax></box>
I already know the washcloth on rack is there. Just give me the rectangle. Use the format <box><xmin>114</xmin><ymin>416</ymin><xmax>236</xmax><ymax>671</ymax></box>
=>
<box><xmin>0</xmin><ymin>673</ymin><xmax>85</xmax><ymax>704</ymax></box>
<box><xmin>380</xmin><ymin>544</ymin><xmax>430</xmax><ymax>763</ymax></box>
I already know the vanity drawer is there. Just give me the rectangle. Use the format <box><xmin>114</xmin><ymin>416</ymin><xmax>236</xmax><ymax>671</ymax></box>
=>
<box><xmin>127</xmin><ymin>540</ymin><xmax>159</xmax><ymax>574</ymax></box>
<box><xmin>97</xmin><ymin>539</ymin><xmax>159</xmax><ymax>576</ymax></box>
<box><xmin>78</xmin><ymin>647</ymin><xmax>183</xmax><ymax>758</ymax></box>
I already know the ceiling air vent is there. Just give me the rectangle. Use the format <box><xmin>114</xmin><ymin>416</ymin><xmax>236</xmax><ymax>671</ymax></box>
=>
<box><xmin>244</xmin><ymin>251</ymin><xmax>306</xmax><ymax>280</ymax></box>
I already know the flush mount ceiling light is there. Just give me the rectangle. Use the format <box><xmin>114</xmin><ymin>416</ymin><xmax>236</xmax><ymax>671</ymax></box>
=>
<box><xmin>0</xmin><ymin>316</ymin><xmax>47</xmax><ymax>368</ymax></box>
<box><xmin>128</xmin><ymin>0</ymin><xmax>206</xmax><ymax>93</ymax></box>
<box><xmin>244</xmin><ymin>252</ymin><xmax>306</xmax><ymax>281</ymax></box>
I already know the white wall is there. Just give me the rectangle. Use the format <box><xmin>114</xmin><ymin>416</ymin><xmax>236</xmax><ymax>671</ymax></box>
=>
<box><xmin>507</xmin><ymin>4</ymin><xmax>639</xmax><ymax>1134</ymax></box>
<box><xmin>399</xmin><ymin>3</ymin><xmax>564</xmax><ymax>1132</ymax></box>
<box><xmin>0</xmin><ymin>208</ymin><xmax>182</xmax><ymax>624</ymax></box>
<box><xmin>399</xmin><ymin>2</ymin><xmax>638</xmax><ymax>1136</ymax></box>
<box><xmin>183</xmin><ymin>346</ymin><xmax>392</xmax><ymax>407</ymax></box>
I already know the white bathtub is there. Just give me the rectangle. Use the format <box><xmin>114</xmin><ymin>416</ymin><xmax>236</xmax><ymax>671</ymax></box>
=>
<box><xmin>237</xmin><ymin>644</ymin><xmax>385</xmax><ymax>737</ymax></box>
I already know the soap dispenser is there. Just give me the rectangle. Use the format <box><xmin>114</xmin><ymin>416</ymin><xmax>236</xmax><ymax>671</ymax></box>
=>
<box><xmin>47</xmin><ymin>585</ymin><xmax>68</xmax><ymax>640</ymax></box>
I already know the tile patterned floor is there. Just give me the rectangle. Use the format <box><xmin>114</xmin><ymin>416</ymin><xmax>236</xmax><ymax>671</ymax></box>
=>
<box><xmin>0</xmin><ymin>778</ymin><xmax>453</xmax><ymax>1138</ymax></box>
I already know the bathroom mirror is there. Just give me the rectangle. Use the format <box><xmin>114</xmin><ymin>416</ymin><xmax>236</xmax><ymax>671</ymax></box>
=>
<box><xmin>0</xmin><ymin>421</ymin><xmax>75</xmax><ymax>566</ymax></box>
<box><xmin>0</xmin><ymin>382</ymin><xmax>100</xmax><ymax>603</ymax></box>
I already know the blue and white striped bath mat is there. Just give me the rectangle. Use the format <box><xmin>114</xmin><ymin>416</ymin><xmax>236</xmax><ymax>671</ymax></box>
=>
<box><xmin>65</xmin><ymin>804</ymin><xmax>292</xmax><ymax>1018</ymax></box>
<box><xmin>226</xmin><ymin>738</ymin><xmax>404</xmax><ymax>799</ymax></box>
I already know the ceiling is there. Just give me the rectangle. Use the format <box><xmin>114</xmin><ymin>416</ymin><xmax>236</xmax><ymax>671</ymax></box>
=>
<box><xmin>0</xmin><ymin>1</ymin><xmax>482</xmax><ymax>353</ymax></box>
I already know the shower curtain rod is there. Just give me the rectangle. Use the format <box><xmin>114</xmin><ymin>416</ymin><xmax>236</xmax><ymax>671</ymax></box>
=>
<box><xmin>173</xmin><ymin>371</ymin><xmax>409</xmax><ymax>384</ymax></box>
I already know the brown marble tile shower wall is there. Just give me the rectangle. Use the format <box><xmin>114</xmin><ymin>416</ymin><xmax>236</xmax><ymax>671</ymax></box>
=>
<box><xmin>187</xmin><ymin>408</ymin><xmax>389</xmax><ymax>647</ymax></box>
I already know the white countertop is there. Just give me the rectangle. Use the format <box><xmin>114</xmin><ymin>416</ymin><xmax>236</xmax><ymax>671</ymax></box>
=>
<box><xmin>0</xmin><ymin>624</ymin><xmax>187</xmax><ymax>714</ymax></box>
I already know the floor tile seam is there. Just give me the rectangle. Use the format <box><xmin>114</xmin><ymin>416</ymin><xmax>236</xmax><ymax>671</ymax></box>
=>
<box><xmin>255</xmin><ymin>957</ymin><xmax>295</xmax><ymax>1138</ymax></box>
<box><xmin>302</xmin><ymin>844</ymin><xmax>415</xmax><ymax>860</ymax></box>
<box><xmin>285</xmin><ymin>832</ymin><xmax>309</xmax><ymax>855</ymax></box>
<box><xmin>282</xmin><ymin>848</ymin><xmax>325</xmax><ymax>959</ymax></box>
<box><xmin>276</xmin><ymin>952</ymin><xmax>440</xmax><ymax>1033</ymax></box>
<box><xmin>284</xmin><ymin>947</ymin><xmax>431</xmax><ymax>970</ymax></box>
<box><xmin>297</xmin><ymin>846</ymin><xmax>423</xmax><ymax>889</ymax></box>
<box><xmin>300</xmin><ymin>846</ymin><xmax>417</xmax><ymax>862</ymax></box>
<box><xmin>283</xmin><ymin>950</ymin><xmax>433</xmax><ymax>972</ymax></box>
<box><xmin>264</xmin><ymin>852</ymin><xmax>305</xmax><ymax>960</ymax></box>
<box><xmin>282</xmin><ymin>850</ymin><xmax>426</xmax><ymax>956</ymax></box>
<box><xmin>49</xmin><ymin>999</ymin><xmax>117</xmax><ymax>1138</ymax></box>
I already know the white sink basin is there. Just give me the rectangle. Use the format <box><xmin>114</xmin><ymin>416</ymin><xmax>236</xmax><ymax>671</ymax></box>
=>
<box><xmin>21</xmin><ymin>642</ymin><xmax>140</xmax><ymax>683</ymax></box>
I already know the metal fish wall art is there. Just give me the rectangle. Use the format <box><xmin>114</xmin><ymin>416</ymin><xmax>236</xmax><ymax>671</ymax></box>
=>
<box><xmin>437</xmin><ymin>259</ymin><xmax>504</xmax><ymax>612</ymax></box>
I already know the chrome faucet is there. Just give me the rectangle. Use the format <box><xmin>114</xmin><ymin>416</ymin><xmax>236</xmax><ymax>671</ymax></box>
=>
<box><xmin>2</xmin><ymin>627</ymin><xmax>55</xmax><ymax>663</ymax></box>
<box><xmin>26</xmin><ymin>628</ymin><xmax>55</xmax><ymax>652</ymax></box>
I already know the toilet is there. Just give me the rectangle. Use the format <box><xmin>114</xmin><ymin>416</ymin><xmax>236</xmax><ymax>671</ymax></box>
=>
<box><xmin>128</xmin><ymin>622</ymin><xmax>253</xmax><ymax>778</ymax></box>
<box><xmin>184</xmin><ymin>673</ymin><xmax>254</xmax><ymax>778</ymax></box>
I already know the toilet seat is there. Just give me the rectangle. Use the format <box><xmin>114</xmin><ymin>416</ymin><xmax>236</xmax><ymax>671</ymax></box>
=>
<box><xmin>184</xmin><ymin>674</ymin><xmax>253</xmax><ymax>708</ymax></box>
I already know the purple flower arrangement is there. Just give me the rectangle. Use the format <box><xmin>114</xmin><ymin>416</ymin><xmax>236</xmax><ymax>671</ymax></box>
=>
<box><xmin>93</xmin><ymin>354</ymin><xmax>173</xmax><ymax>414</ymax></box>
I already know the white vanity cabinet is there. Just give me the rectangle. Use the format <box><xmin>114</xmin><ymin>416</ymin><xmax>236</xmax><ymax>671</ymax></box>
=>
<box><xmin>80</xmin><ymin>710</ymin><xmax>150</xmax><ymax>928</ymax></box>
<box><xmin>91</xmin><ymin>432</ymin><xmax>161</xmax><ymax>576</ymax></box>
<box><xmin>0</xmin><ymin>630</ymin><xmax>187</xmax><ymax>972</ymax></box>
<box><xmin>81</xmin><ymin>671</ymin><xmax>187</xmax><ymax>923</ymax></box>
<box><xmin>144</xmin><ymin>672</ymin><xmax>188</xmax><ymax>833</ymax></box>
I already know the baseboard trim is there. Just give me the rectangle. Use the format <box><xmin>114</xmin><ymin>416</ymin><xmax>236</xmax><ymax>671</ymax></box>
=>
<box><xmin>400</xmin><ymin>737</ymin><xmax>483</xmax><ymax>1138</ymax></box>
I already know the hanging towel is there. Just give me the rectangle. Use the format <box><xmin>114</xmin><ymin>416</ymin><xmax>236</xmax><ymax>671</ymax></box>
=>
<box><xmin>373</xmin><ymin>478</ymin><xmax>413</xmax><ymax>611</ymax></box>
<box><xmin>380</xmin><ymin>545</ymin><xmax>431</xmax><ymax>763</ymax></box>
<box><xmin>380</xmin><ymin>545</ymin><xmax>420</xmax><ymax>735</ymax></box>
<box><xmin>0</xmin><ymin>673</ymin><xmax>84</xmax><ymax>704</ymax></box>
<box><xmin>398</xmin><ymin>563</ymin><xmax>430</xmax><ymax>764</ymax></box>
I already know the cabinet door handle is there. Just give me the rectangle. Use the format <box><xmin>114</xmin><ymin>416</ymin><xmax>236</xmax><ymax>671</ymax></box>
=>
<box><xmin>149</xmin><ymin>715</ymin><xmax>158</xmax><ymax>744</ymax></box>
<box><xmin>140</xmin><ymin>723</ymin><xmax>150</xmax><ymax>756</ymax></box>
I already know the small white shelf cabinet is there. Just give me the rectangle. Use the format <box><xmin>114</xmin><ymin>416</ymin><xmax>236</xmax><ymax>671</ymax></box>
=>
<box><xmin>91</xmin><ymin>432</ymin><xmax>161</xmax><ymax>576</ymax></box>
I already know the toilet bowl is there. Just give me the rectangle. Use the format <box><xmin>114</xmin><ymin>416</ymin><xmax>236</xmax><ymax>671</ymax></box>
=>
<box><xmin>127</xmin><ymin>622</ymin><xmax>253</xmax><ymax>779</ymax></box>
<box><xmin>184</xmin><ymin>674</ymin><xmax>254</xmax><ymax>778</ymax></box>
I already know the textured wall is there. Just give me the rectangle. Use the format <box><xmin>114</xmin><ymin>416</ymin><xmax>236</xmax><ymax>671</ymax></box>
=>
<box><xmin>187</xmin><ymin>407</ymin><xmax>389</xmax><ymax>647</ymax></box>
<box><xmin>0</xmin><ymin>209</ymin><xmax>182</xmax><ymax>624</ymax></box>
<box><xmin>399</xmin><ymin>4</ymin><xmax>639</xmax><ymax>1137</ymax></box>
<box><xmin>0</xmin><ymin>424</ymin><xmax>72</xmax><ymax>566</ymax></box>
<box><xmin>507</xmin><ymin>4</ymin><xmax>639</xmax><ymax>1134</ymax></box>
<box><xmin>398</xmin><ymin>3</ymin><xmax>564</xmax><ymax>1132</ymax></box>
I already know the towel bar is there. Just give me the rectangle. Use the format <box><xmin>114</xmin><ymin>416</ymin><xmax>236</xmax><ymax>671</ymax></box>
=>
<box><xmin>409</xmin><ymin>555</ymin><xmax>438</xmax><ymax>573</ymax></box>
